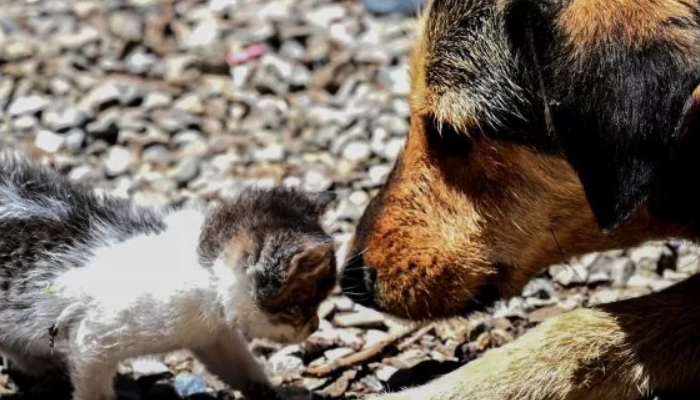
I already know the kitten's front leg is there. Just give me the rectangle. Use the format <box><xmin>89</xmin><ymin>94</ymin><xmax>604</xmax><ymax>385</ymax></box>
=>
<box><xmin>193</xmin><ymin>329</ymin><xmax>280</xmax><ymax>400</ymax></box>
<box><xmin>68</xmin><ymin>355</ymin><xmax>118</xmax><ymax>400</ymax></box>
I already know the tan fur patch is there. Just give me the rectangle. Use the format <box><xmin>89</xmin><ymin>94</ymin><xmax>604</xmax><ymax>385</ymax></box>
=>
<box><xmin>222</xmin><ymin>233</ymin><xmax>254</xmax><ymax>268</ymax></box>
<box><xmin>558</xmin><ymin>0</ymin><xmax>698</xmax><ymax>55</ymax></box>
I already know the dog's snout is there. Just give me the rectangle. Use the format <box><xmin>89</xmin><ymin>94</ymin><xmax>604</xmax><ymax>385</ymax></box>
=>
<box><xmin>340</xmin><ymin>252</ymin><xmax>377</xmax><ymax>309</ymax></box>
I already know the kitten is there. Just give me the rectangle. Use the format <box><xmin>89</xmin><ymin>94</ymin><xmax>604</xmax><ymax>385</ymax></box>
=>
<box><xmin>0</xmin><ymin>153</ymin><xmax>337</xmax><ymax>400</ymax></box>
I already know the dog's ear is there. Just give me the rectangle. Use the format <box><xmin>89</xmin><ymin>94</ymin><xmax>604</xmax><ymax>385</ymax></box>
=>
<box><xmin>503</xmin><ymin>0</ymin><xmax>679</xmax><ymax>233</ymax></box>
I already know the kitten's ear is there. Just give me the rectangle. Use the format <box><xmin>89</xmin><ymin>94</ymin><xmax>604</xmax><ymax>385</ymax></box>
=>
<box><xmin>307</xmin><ymin>191</ymin><xmax>336</xmax><ymax>216</ymax></box>
<box><xmin>288</xmin><ymin>241</ymin><xmax>336</xmax><ymax>281</ymax></box>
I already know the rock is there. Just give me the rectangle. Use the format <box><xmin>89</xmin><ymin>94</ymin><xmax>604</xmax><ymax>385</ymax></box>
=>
<box><xmin>303</xmin><ymin>169</ymin><xmax>333</xmax><ymax>192</ymax></box>
<box><xmin>364</xmin><ymin>329</ymin><xmax>389</xmax><ymax>346</ymax></box>
<box><xmin>342</xmin><ymin>141</ymin><xmax>372</xmax><ymax>162</ymax></box>
<box><xmin>125</xmin><ymin>50</ymin><xmax>157</xmax><ymax>74</ymax></box>
<box><xmin>368</xmin><ymin>164</ymin><xmax>391</xmax><ymax>185</ymax></box>
<box><xmin>268</xmin><ymin>346</ymin><xmax>305</xmax><ymax>378</ymax></box>
<box><xmin>527</xmin><ymin>305</ymin><xmax>565</xmax><ymax>323</ymax></box>
<box><xmin>1</xmin><ymin>39</ymin><xmax>37</xmax><ymax>61</ymax></box>
<box><xmin>324</xmin><ymin>347</ymin><xmax>355</xmax><ymax>362</ymax></box>
<box><xmin>12</xmin><ymin>115</ymin><xmax>38</xmax><ymax>130</ymax></box>
<box><xmin>334</xmin><ymin>309</ymin><xmax>386</xmax><ymax>329</ymax></box>
<box><xmin>549</xmin><ymin>261</ymin><xmax>589</xmax><ymax>287</ymax></box>
<box><xmin>629</xmin><ymin>243</ymin><xmax>675</xmax><ymax>275</ymax></box>
<box><xmin>186</xmin><ymin>21</ymin><xmax>220</xmax><ymax>48</ymax></box>
<box><xmin>142</xmin><ymin>145</ymin><xmax>171</xmax><ymax>166</ymax></box>
<box><xmin>174</xmin><ymin>93</ymin><xmax>205</xmax><ymax>115</ymax></box>
<box><xmin>521</xmin><ymin>278</ymin><xmax>557</xmax><ymax>299</ymax></box>
<box><xmin>64</xmin><ymin>129</ymin><xmax>86</xmax><ymax>153</ymax></box>
<box><xmin>173</xmin><ymin>157</ymin><xmax>200</xmax><ymax>184</ymax></box>
<box><xmin>55</xmin><ymin>27</ymin><xmax>100</xmax><ymax>50</ymax></box>
<box><xmin>303</xmin><ymin>377</ymin><xmax>329</xmax><ymax>391</ymax></box>
<box><xmin>308</xmin><ymin>5</ymin><xmax>347</xmax><ymax>27</ymax></box>
<box><xmin>34</xmin><ymin>130</ymin><xmax>64</xmax><ymax>153</ymax></box>
<box><xmin>254</xmin><ymin>143</ymin><xmax>286</xmax><ymax>162</ymax></box>
<box><xmin>130</xmin><ymin>358</ymin><xmax>171</xmax><ymax>379</ymax></box>
<box><xmin>173</xmin><ymin>373</ymin><xmax>210</xmax><ymax>397</ymax></box>
<box><xmin>80</xmin><ymin>82</ymin><xmax>121</xmax><ymax>112</ymax></box>
<box><xmin>164</xmin><ymin>54</ymin><xmax>198</xmax><ymax>85</ymax></box>
<box><xmin>7</xmin><ymin>95</ymin><xmax>49</xmax><ymax>116</ymax></box>
<box><xmin>143</xmin><ymin>92</ymin><xmax>172</xmax><ymax>110</ymax></box>
<box><xmin>109</xmin><ymin>12</ymin><xmax>143</xmax><ymax>41</ymax></box>
<box><xmin>609</xmin><ymin>257</ymin><xmax>635</xmax><ymax>287</ymax></box>
<box><xmin>43</xmin><ymin>106</ymin><xmax>89</xmax><ymax>131</ymax></box>
<box><xmin>375</xmin><ymin>365</ymin><xmax>398</xmax><ymax>382</ymax></box>
<box><xmin>319</xmin><ymin>370</ymin><xmax>356</xmax><ymax>398</ymax></box>
<box><xmin>105</xmin><ymin>147</ymin><xmax>133</xmax><ymax>177</ymax></box>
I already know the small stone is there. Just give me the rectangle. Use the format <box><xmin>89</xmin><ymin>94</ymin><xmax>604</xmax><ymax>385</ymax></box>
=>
<box><xmin>629</xmin><ymin>243</ymin><xmax>674</xmax><ymax>275</ymax></box>
<box><xmin>549</xmin><ymin>262</ymin><xmax>588</xmax><ymax>287</ymax></box>
<box><xmin>142</xmin><ymin>145</ymin><xmax>171</xmax><ymax>166</ymax></box>
<box><xmin>173</xmin><ymin>373</ymin><xmax>210</xmax><ymax>397</ymax></box>
<box><xmin>8</xmin><ymin>95</ymin><xmax>49</xmax><ymax>116</ymax></box>
<box><xmin>1</xmin><ymin>39</ymin><xmax>37</xmax><ymax>61</ymax></box>
<box><xmin>268</xmin><ymin>346</ymin><xmax>304</xmax><ymax>378</ymax></box>
<box><xmin>43</xmin><ymin>106</ymin><xmax>89</xmax><ymax>131</ymax></box>
<box><xmin>164</xmin><ymin>54</ymin><xmax>198</xmax><ymax>85</ymax></box>
<box><xmin>130</xmin><ymin>358</ymin><xmax>171</xmax><ymax>378</ymax></box>
<box><xmin>319</xmin><ymin>370</ymin><xmax>356</xmax><ymax>398</ymax></box>
<box><xmin>109</xmin><ymin>12</ymin><xmax>143</xmax><ymax>41</ymax></box>
<box><xmin>174</xmin><ymin>93</ymin><xmax>205</xmax><ymax>115</ymax></box>
<box><xmin>254</xmin><ymin>143</ymin><xmax>286</xmax><ymax>162</ymax></box>
<box><xmin>627</xmin><ymin>274</ymin><xmax>652</xmax><ymax>288</ymax></box>
<box><xmin>55</xmin><ymin>27</ymin><xmax>100</xmax><ymax>50</ymax></box>
<box><xmin>12</xmin><ymin>115</ymin><xmax>38</xmax><ymax>130</ymax></box>
<box><xmin>342</xmin><ymin>141</ymin><xmax>372</xmax><ymax>162</ymax></box>
<box><xmin>368</xmin><ymin>165</ymin><xmax>391</xmax><ymax>185</ymax></box>
<box><xmin>609</xmin><ymin>257</ymin><xmax>635</xmax><ymax>287</ymax></box>
<box><xmin>35</xmin><ymin>130</ymin><xmax>64</xmax><ymax>153</ymax></box>
<box><xmin>375</xmin><ymin>365</ymin><xmax>398</xmax><ymax>382</ymax></box>
<box><xmin>186</xmin><ymin>21</ymin><xmax>220</xmax><ymax>48</ymax></box>
<box><xmin>125</xmin><ymin>50</ymin><xmax>157</xmax><ymax>75</ymax></box>
<box><xmin>308</xmin><ymin>5</ymin><xmax>346</xmax><ymax>27</ymax></box>
<box><xmin>173</xmin><ymin>157</ymin><xmax>200</xmax><ymax>184</ymax></box>
<box><xmin>364</xmin><ymin>330</ymin><xmax>388</xmax><ymax>347</ymax></box>
<box><xmin>381</xmin><ymin>138</ymin><xmax>405</xmax><ymax>160</ymax></box>
<box><xmin>588</xmin><ymin>289</ymin><xmax>620</xmax><ymax>306</ymax></box>
<box><xmin>303</xmin><ymin>169</ymin><xmax>333</xmax><ymax>192</ymax></box>
<box><xmin>143</xmin><ymin>92</ymin><xmax>172</xmax><ymax>110</ymax></box>
<box><xmin>64</xmin><ymin>129</ymin><xmax>86</xmax><ymax>153</ymax></box>
<box><xmin>105</xmin><ymin>147</ymin><xmax>133</xmax><ymax>177</ymax></box>
<box><xmin>324</xmin><ymin>347</ymin><xmax>354</xmax><ymax>362</ymax></box>
<box><xmin>50</xmin><ymin>77</ymin><xmax>72</xmax><ymax>95</ymax></box>
<box><xmin>334</xmin><ymin>309</ymin><xmax>386</xmax><ymax>329</ymax></box>
<box><xmin>303</xmin><ymin>377</ymin><xmax>329</xmax><ymax>391</ymax></box>
<box><xmin>527</xmin><ymin>305</ymin><xmax>565</xmax><ymax>323</ymax></box>
<box><xmin>81</xmin><ymin>83</ymin><xmax>121</xmax><ymax>111</ymax></box>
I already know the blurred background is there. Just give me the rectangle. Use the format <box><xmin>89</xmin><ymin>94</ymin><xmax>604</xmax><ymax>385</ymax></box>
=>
<box><xmin>0</xmin><ymin>0</ymin><xmax>697</xmax><ymax>399</ymax></box>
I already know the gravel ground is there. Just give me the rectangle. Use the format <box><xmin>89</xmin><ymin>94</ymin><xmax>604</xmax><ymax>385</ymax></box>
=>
<box><xmin>1</xmin><ymin>0</ymin><xmax>699</xmax><ymax>399</ymax></box>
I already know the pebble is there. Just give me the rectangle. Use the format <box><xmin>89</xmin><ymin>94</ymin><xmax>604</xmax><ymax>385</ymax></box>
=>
<box><xmin>174</xmin><ymin>93</ymin><xmax>205</xmax><ymax>115</ymax></box>
<box><xmin>268</xmin><ymin>346</ymin><xmax>305</xmax><ymax>377</ymax></box>
<box><xmin>342</xmin><ymin>141</ymin><xmax>372</xmax><ymax>162</ymax></box>
<box><xmin>13</xmin><ymin>115</ymin><xmax>38</xmax><ymax>130</ymax></box>
<box><xmin>130</xmin><ymin>358</ymin><xmax>171</xmax><ymax>378</ymax></box>
<box><xmin>254</xmin><ymin>143</ymin><xmax>286</xmax><ymax>162</ymax></box>
<box><xmin>334</xmin><ymin>309</ymin><xmax>386</xmax><ymax>329</ymax></box>
<box><xmin>8</xmin><ymin>95</ymin><xmax>49</xmax><ymax>116</ymax></box>
<box><xmin>143</xmin><ymin>92</ymin><xmax>173</xmax><ymax>110</ymax></box>
<box><xmin>35</xmin><ymin>130</ymin><xmax>65</xmax><ymax>153</ymax></box>
<box><xmin>43</xmin><ymin>106</ymin><xmax>89</xmax><ymax>131</ymax></box>
<box><xmin>324</xmin><ymin>347</ymin><xmax>355</xmax><ymax>362</ymax></box>
<box><xmin>81</xmin><ymin>82</ymin><xmax>121</xmax><ymax>111</ymax></box>
<box><xmin>173</xmin><ymin>373</ymin><xmax>210</xmax><ymax>397</ymax></box>
<box><xmin>105</xmin><ymin>146</ymin><xmax>133</xmax><ymax>177</ymax></box>
<box><xmin>173</xmin><ymin>157</ymin><xmax>200</xmax><ymax>184</ymax></box>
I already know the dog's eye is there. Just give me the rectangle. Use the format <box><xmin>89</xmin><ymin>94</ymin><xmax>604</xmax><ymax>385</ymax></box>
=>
<box><xmin>423</xmin><ymin>116</ymin><xmax>472</xmax><ymax>158</ymax></box>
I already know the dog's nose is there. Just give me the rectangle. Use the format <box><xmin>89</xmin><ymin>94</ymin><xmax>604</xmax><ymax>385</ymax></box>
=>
<box><xmin>340</xmin><ymin>252</ymin><xmax>377</xmax><ymax>309</ymax></box>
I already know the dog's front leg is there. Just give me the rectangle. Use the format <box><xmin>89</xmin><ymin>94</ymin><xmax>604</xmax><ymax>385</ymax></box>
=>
<box><xmin>371</xmin><ymin>275</ymin><xmax>700</xmax><ymax>400</ymax></box>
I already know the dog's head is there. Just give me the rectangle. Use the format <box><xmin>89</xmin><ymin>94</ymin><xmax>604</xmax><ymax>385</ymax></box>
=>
<box><xmin>341</xmin><ymin>0</ymin><xmax>700</xmax><ymax>320</ymax></box>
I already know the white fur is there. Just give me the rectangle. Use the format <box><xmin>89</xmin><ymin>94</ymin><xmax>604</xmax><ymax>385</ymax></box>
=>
<box><xmin>5</xmin><ymin>208</ymin><xmax>286</xmax><ymax>400</ymax></box>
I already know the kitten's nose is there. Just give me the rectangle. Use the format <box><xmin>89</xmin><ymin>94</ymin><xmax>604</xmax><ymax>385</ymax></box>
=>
<box><xmin>340</xmin><ymin>252</ymin><xmax>377</xmax><ymax>309</ymax></box>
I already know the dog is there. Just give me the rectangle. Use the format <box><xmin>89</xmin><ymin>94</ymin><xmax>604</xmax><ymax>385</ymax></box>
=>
<box><xmin>340</xmin><ymin>0</ymin><xmax>700</xmax><ymax>399</ymax></box>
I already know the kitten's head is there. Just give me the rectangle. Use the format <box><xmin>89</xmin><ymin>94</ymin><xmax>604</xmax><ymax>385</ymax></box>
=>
<box><xmin>200</xmin><ymin>186</ymin><xmax>338</xmax><ymax>344</ymax></box>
